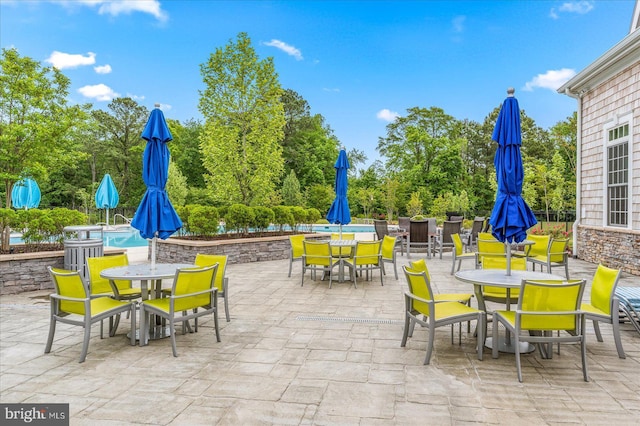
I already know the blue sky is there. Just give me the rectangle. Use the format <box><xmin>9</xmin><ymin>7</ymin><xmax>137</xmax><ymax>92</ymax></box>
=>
<box><xmin>2</xmin><ymin>1</ymin><xmax>637</xmax><ymax>166</ymax></box>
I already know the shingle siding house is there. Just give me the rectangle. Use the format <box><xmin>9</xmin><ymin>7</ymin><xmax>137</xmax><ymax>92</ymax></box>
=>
<box><xmin>558</xmin><ymin>1</ymin><xmax>640</xmax><ymax>276</ymax></box>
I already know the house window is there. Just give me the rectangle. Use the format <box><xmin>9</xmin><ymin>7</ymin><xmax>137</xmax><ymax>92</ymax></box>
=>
<box><xmin>606</xmin><ymin>123</ymin><xmax>629</xmax><ymax>227</ymax></box>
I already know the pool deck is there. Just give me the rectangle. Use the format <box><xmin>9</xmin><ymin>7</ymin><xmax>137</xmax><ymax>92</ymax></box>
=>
<box><xmin>1</xmin><ymin>243</ymin><xmax>639</xmax><ymax>424</ymax></box>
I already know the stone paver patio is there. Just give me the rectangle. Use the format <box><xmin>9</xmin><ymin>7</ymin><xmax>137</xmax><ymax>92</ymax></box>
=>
<box><xmin>1</xmin><ymin>243</ymin><xmax>639</xmax><ymax>425</ymax></box>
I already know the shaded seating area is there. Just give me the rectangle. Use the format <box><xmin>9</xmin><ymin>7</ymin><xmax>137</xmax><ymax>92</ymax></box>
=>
<box><xmin>45</xmin><ymin>267</ymin><xmax>136</xmax><ymax>363</ymax></box>
<box><xmin>492</xmin><ymin>278</ymin><xmax>588</xmax><ymax>382</ymax></box>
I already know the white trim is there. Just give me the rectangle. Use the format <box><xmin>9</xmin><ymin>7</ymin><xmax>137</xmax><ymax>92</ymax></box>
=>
<box><xmin>602</xmin><ymin>112</ymin><xmax>633</xmax><ymax>230</ymax></box>
<box><xmin>631</xmin><ymin>0</ymin><xmax>640</xmax><ymax>33</ymax></box>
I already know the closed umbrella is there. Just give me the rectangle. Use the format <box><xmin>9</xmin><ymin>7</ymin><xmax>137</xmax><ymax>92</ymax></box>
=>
<box><xmin>95</xmin><ymin>174</ymin><xmax>119</xmax><ymax>227</ymax></box>
<box><xmin>11</xmin><ymin>178</ymin><xmax>41</xmax><ymax>210</ymax></box>
<box><xmin>131</xmin><ymin>105</ymin><xmax>182</xmax><ymax>268</ymax></box>
<box><xmin>326</xmin><ymin>148</ymin><xmax>351</xmax><ymax>237</ymax></box>
<box><xmin>488</xmin><ymin>88</ymin><xmax>537</xmax><ymax>275</ymax></box>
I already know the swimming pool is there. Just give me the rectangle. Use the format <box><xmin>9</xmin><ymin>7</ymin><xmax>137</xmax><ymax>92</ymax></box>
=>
<box><xmin>9</xmin><ymin>223</ymin><xmax>379</xmax><ymax>249</ymax></box>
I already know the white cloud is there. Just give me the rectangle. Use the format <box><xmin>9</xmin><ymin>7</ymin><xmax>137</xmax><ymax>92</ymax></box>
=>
<box><xmin>263</xmin><ymin>39</ymin><xmax>303</xmax><ymax>61</ymax></box>
<box><xmin>126</xmin><ymin>93</ymin><xmax>145</xmax><ymax>101</ymax></box>
<box><xmin>158</xmin><ymin>103</ymin><xmax>171</xmax><ymax>110</ymax></box>
<box><xmin>550</xmin><ymin>1</ymin><xmax>594</xmax><ymax>19</ymax></box>
<box><xmin>53</xmin><ymin>1</ymin><xmax>168</xmax><ymax>21</ymax></box>
<box><xmin>94</xmin><ymin>64</ymin><xmax>112</xmax><ymax>74</ymax></box>
<box><xmin>45</xmin><ymin>51</ymin><xmax>95</xmax><ymax>69</ymax></box>
<box><xmin>452</xmin><ymin>15</ymin><xmax>466</xmax><ymax>33</ymax></box>
<box><xmin>376</xmin><ymin>109</ymin><xmax>399</xmax><ymax>122</ymax></box>
<box><xmin>523</xmin><ymin>68</ymin><xmax>576</xmax><ymax>92</ymax></box>
<box><xmin>322</xmin><ymin>88</ymin><xmax>340</xmax><ymax>93</ymax></box>
<box><xmin>78</xmin><ymin>84</ymin><xmax>120</xmax><ymax>101</ymax></box>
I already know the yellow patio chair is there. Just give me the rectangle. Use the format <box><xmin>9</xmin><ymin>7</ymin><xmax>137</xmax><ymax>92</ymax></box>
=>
<box><xmin>492</xmin><ymin>278</ymin><xmax>588</xmax><ymax>382</ymax></box>
<box><xmin>87</xmin><ymin>253</ymin><xmax>142</xmax><ymax>301</ymax></box>
<box><xmin>528</xmin><ymin>236</ymin><xmax>570</xmax><ymax>278</ymax></box>
<box><xmin>45</xmin><ymin>267</ymin><xmax>136</xmax><ymax>363</ymax></box>
<box><xmin>330</xmin><ymin>232</ymin><xmax>355</xmax><ymax>257</ymax></box>
<box><xmin>380</xmin><ymin>235</ymin><xmax>399</xmax><ymax>279</ymax></box>
<box><xmin>344</xmin><ymin>240</ymin><xmax>383</xmax><ymax>286</ymax></box>
<box><xmin>410</xmin><ymin>259</ymin><xmax>473</xmax><ymax>333</ymax></box>
<box><xmin>139</xmin><ymin>264</ymin><xmax>220</xmax><ymax>357</ymax></box>
<box><xmin>195</xmin><ymin>254</ymin><xmax>230</xmax><ymax>322</ymax></box>
<box><xmin>475</xmin><ymin>236</ymin><xmax>505</xmax><ymax>269</ymax></box>
<box><xmin>525</xmin><ymin>234</ymin><xmax>550</xmax><ymax>266</ymax></box>
<box><xmin>401</xmin><ymin>266</ymin><xmax>485</xmax><ymax>364</ymax></box>
<box><xmin>581</xmin><ymin>264</ymin><xmax>625</xmax><ymax>358</ymax></box>
<box><xmin>302</xmin><ymin>240</ymin><xmax>339</xmax><ymax>288</ymax></box>
<box><xmin>480</xmin><ymin>256</ymin><xmax>527</xmax><ymax>304</ymax></box>
<box><xmin>288</xmin><ymin>234</ymin><xmax>305</xmax><ymax>278</ymax></box>
<box><xmin>87</xmin><ymin>253</ymin><xmax>141</xmax><ymax>336</ymax></box>
<box><xmin>451</xmin><ymin>233</ymin><xmax>476</xmax><ymax>274</ymax></box>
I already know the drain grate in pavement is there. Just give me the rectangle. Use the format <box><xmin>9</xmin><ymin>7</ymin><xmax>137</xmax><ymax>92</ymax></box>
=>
<box><xmin>295</xmin><ymin>315</ymin><xmax>402</xmax><ymax>325</ymax></box>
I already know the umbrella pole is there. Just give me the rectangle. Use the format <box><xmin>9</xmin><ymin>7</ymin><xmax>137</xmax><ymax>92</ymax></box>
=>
<box><xmin>106</xmin><ymin>209</ymin><xmax>110</xmax><ymax>228</ymax></box>
<box><xmin>151</xmin><ymin>235</ymin><xmax>157</xmax><ymax>270</ymax></box>
<box><xmin>506</xmin><ymin>243</ymin><xmax>512</xmax><ymax>276</ymax></box>
<box><xmin>339</xmin><ymin>224</ymin><xmax>343</xmax><ymax>239</ymax></box>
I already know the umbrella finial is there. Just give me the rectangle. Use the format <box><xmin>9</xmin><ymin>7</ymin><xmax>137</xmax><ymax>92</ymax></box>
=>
<box><xmin>154</xmin><ymin>103</ymin><xmax>160</xmax><ymax>108</ymax></box>
<box><xmin>507</xmin><ymin>87</ymin><xmax>515</xmax><ymax>97</ymax></box>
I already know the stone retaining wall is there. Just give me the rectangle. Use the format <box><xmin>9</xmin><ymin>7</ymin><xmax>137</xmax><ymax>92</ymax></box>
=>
<box><xmin>0</xmin><ymin>248</ymin><xmax>125</xmax><ymax>295</ymax></box>
<box><xmin>577</xmin><ymin>225</ymin><xmax>640</xmax><ymax>276</ymax></box>
<box><xmin>155</xmin><ymin>234</ymin><xmax>326</xmax><ymax>264</ymax></box>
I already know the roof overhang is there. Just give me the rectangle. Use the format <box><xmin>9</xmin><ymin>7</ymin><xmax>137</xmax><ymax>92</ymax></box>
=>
<box><xmin>558</xmin><ymin>28</ymin><xmax>640</xmax><ymax>97</ymax></box>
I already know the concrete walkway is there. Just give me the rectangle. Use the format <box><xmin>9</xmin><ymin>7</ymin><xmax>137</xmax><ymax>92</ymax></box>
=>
<box><xmin>1</xmin><ymin>245</ymin><xmax>639</xmax><ymax>425</ymax></box>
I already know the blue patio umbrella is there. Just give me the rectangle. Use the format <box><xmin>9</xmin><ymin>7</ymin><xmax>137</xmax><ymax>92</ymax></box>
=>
<box><xmin>326</xmin><ymin>148</ymin><xmax>351</xmax><ymax>236</ymax></box>
<box><xmin>95</xmin><ymin>174</ymin><xmax>119</xmax><ymax>227</ymax></box>
<box><xmin>131</xmin><ymin>105</ymin><xmax>182</xmax><ymax>267</ymax></box>
<box><xmin>488</xmin><ymin>88</ymin><xmax>537</xmax><ymax>274</ymax></box>
<box><xmin>11</xmin><ymin>178</ymin><xmax>41</xmax><ymax>210</ymax></box>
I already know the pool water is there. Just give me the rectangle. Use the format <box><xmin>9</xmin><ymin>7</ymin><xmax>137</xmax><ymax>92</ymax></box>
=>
<box><xmin>9</xmin><ymin>223</ymin><xmax>378</xmax><ymax>249</ymax></box>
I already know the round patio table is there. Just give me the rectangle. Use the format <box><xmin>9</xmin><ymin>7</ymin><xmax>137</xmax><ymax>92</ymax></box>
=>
<box><xmin>101</xmin><ymin>263</ymin><xmax>195</xmax><ymax>340</ymax></box>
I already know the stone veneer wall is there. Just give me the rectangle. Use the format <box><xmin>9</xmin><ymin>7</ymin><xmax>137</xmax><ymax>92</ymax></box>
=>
<box><xmin>155</xmin><ymin>233</ymin><xmax>326</xmax><ymax>264</ymax></box>
<box><xmin>577</xmin><ymin>225</ymin><xmax>640</xmax><ymax>276</ymax></box>
<box><xmin>0</xmin><ymin>248</ymin><xmax>126</xmax><ymax>295</ymax></box>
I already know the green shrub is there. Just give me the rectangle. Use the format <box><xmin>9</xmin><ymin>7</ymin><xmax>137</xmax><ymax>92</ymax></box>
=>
<box><xmin>252</xmin><ymin>206</ymin><xmax>274</xmax><ymax>232</ymax></box>
<box><xmin>225</xmin><ymin>204</ymin><xmax>255</xmax><ymax>234</ymax></box>
<box><xmin>304</xmin><ymin>208</ymin><xmax>321</xmax><ymax>231</ymax></box>
<box><xmin>48</xmin><ymin>208</ymin><xmax>88</xmax><ymax>242</ymax></box>
<box><xmin>272</xmin><ymin>205</ymin><xmax>294</xmax><ymax>232</ymax></box>
<box><xmin>290</xmin><ymin>206</ymin><xmax>307</xmax><ymax>231</ymax></box>
<box><xmin>188</xmin><ymin>206</ymin><xmax>220</xmax><ymax>236</ymax></box>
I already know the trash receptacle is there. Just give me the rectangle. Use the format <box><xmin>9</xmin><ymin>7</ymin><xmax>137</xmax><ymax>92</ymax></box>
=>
<box><xmin>63</xmin><ymin>225</ymin><xmax>104</xmax><ymax>282</ymax></box>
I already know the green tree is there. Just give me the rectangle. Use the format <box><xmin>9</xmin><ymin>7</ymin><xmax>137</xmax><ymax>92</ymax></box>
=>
<box><xmin>282</xmin><ymin>170</ymin><xmax>303</xmax><ymax>206</ymax></box>
<box><xmin>382</xmin><ymin>177</ymin><xmax>400</xmax><ymax>221</ymax></box>
<box><xmin>0</xmin><ymin>48</ymin><xmax>87</xmax><ymax>250</ymax></box>
<box><xmin>0</xmin><ymin>48</ymin><xmax>87</xmax><ymax>208</ymax></box>
<box><xmin>199</xmin><ymin>32</ymin><xmax>285</xmax><ymax>206</ymax></box>
<box><xmin>168</xmin><ymin>118</ymin><xmax>206</xmax><ymax>187</ymax></box>
<box><xmin>166</xmin><ymin>161</ymin><xmax>188</xmax><ymax>207</ymax></box>
<box><xmin>306</xmin><ymin>184</ymin><xmax>334</xmax><ymax>215</ymax></box>
<box><xmin>92</xmin><ymin>97</ymin><xmax>148</xmax><ymax>206</ymax></box>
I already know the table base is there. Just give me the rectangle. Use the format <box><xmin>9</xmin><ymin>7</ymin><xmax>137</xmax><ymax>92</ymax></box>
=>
<box><xmin>485</xmin><ymin>336</ymin><xmax>535</xmax><ymax>354</ymax></box>
<box><xmin>128</xmin><ymin>326</ymin><xmax>173</xmax><ymax>341</ymax></box>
